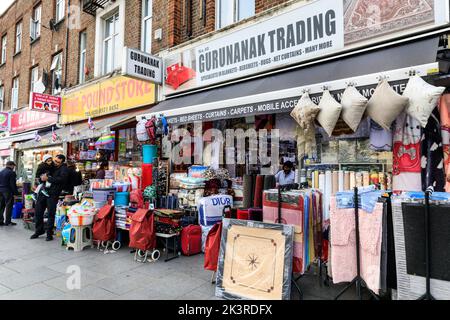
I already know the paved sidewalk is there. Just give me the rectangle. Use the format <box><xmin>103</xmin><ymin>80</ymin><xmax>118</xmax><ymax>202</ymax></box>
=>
<box><xmin>0</xmin><ymin>220</ymin><xmax>361</xmax><ymax>300</ymax></box>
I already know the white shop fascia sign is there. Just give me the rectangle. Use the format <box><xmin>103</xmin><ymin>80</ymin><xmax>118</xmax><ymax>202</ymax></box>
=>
<box><xmin>162</xmin><ymin>0</ymin><xmax>449</xmax><ymax>96</ymax></box>
<box><xmin>196</xmin><ymin>2</ymin><xmax>343</xmax><ymax>87</ymax></box>
<box><xmin>123</xmin><ymin>47</ymin><xmax>163</xmax><ymax>85</ymax></box>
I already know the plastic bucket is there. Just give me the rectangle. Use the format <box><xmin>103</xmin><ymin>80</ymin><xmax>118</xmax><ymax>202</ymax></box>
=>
<box><xmin>142</xmin><ymin>145</ymin><xmax>157</xmax><ymax>164</ymax></box>
<box><xmin>68</xmin><ymin>213</ymin><xmax>95</xmax><ymax>226</ymax></box>
<box><xmin>12</xmin><ymin>202</ymin><xmax>23</xmax><ymax>219</ymax></box>
<box><xmin>115</xmin><ymin>192</ymin><xmax>130</xmax><ymax>206</ymax></box>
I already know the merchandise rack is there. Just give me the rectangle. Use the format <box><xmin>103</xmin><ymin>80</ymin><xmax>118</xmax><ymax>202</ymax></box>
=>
<box><xmin>334</xmin><ymin>186</ymin><xmax>379</xmax><ymax>300</ymax></box>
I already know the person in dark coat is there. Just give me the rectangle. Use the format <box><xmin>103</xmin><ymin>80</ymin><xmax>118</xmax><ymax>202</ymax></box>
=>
<box><xmin>64</xmin><ymin>161</ymin><xmax>83</xmax><ymax>195</ymax></box>
<box><xmin>32</xmin><ymin>154</ymin><xmax>55</xmax><ymax>200</ymax></box>
<box><xmin>0</xmin><ymin>161</ymin><xmax>19</xmax><ymax>226</ymax></box>
<box><xmin>31</xmin><ymin>155</ymin><xmax>69</xmax><ymax>241</ymax></box>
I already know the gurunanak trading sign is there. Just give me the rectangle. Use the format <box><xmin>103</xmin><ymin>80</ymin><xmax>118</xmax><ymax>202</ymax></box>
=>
<box><xmin>163</xmin><ymin>0</ymin><xmax>344</xmax><ymax>95</ymax></box>
<box><xmin>123</xmin><ymin>47</ymin><xmax>163</xmax><ymax>85</ymax></box>
<box><xmin>195</xmin><ymin>2</ymin><xmax>343</xmax><ymax>87</ymax></box>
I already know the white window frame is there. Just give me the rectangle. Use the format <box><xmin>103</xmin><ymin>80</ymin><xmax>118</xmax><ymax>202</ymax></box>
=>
<box><xmin>15</xmin><ymin>22</ymin><xmax>22</xmax><ymax>54</ymax></box>
<box><xmin>56</xmin><ymin>0</ymin><xmax>65</xmax><ymax>23</ymax></box>
<box><xmin>216</xmin><ymin>0</ymin><xmax>255</xmax><ymax>30</ymax></box>
<box><xmin>51</xmin><ymin>53</ymin><xmax>62</xmax><ymax>95</ymax></box>
<box><xmin>141</xmin><ymin>0</ymin><xmax>153</xmax><ymax>54</ymax></box>
<box><xmin>79</xmin><ymin>31</ymin><xmax>87</xmax><ymax>84</ymax></box>
<box><xmin>94</xmin><ymin>0</ymin><xmax>124</xmax><ymax>77</ymax></box>
<box><xmin>102</xmin><ymin>11</ymin><xmax>120</xmax><ymax>75</ymax></box>
<box><xmin>1</xmin><ymin>35</ymin><xmax>6</xmax><ymax>64</ymax></box>
<box><xmin>31</xmin><ymin>5</ymin><xmax>42</xmax><ymax>41</ymax></box>
<box><xmin>11</xmin><ymin>77</ymin><xmax>19</xmax><ymax>111</ymax></box>
<box><xmin>0</xmin><ymin>86</ymin><xmax>4</xmax><ymax>112</ymax></box>
<box><xmin>30</xmin><ymin>66</ymin><xmax>39</xmax><ymax>93</ymax></box>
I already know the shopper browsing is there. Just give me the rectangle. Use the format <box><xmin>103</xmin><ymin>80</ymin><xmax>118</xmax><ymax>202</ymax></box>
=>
<box><xmin>64</xmin><ymin>160</ymin><xmax>83</xmax><ymax>195</ymax></box>
<box><xmin>275</xmin><ymin>161</ymin><xmax>296</xmax><ymax>186</ymax></box>
<box><xmin>0</xmin><ymin>161</ymin><xmax>19</xmax><ymax>226</ymax></box>
<box><xmin>95</xmin><ymin>162</ymin><xmax>108</xmax><ymax>179</ymax></box>
<box><xmin>32</xmin><ymin>155</ymin><xmax>54</xmax><ymax>201</ymax></box>
<box><xmin>31</xmin><ymin>154</ymin><xmax>69</xmax><ymax>241</ymax></box>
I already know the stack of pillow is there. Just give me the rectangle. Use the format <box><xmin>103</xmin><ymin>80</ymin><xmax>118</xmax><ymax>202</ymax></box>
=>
<box><xmin>291</xmin><ymin>76</ymin><xmax>445</xmax><ymax>136</ymax></box>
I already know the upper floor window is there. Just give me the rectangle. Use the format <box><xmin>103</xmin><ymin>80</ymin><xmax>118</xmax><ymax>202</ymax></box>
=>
<box><xmin>15</xmin><ymin>21</ymin><xmax>22</xmax><ymax>54</ymax></box>
<box><xmin>51</xmin><ymin>53</ymin><xmax>62</xmax><ymax>95</ymax></box>
<box><xmin>142</xmin><ymin>0</ymin><xmax>153</xmax><ymax>54</ymax></box>
<box><xmin>1</xmin><ymin>35</ymin><xmax>6</xmax><ymax>64</ymax></box>
<box><xmin>103</xmin><ymin>11</ymin><xmax>120</xmax><ymax>74</ymax></box>
<box><xmin>0</xmin><ymin>86</ymin><xmax>4</xmax><ymax>112</ymax></box>
<box><xmin>216</xmin><ymin>0</ymin><xmax>255</xmax><ymax>30</ymax></box>
<box><xmin>30</xmin><ymin>66</ymin><xmax>39</xmax><ymax>93</ymax></box>
<box><xmin>56</xmin><ymin>0</ymin><xmax>65</xmax><ymax>23</ymax></box>
<box><xmin>31</xmin><ymin>5</ymin><xmax>42</xmax><ymax>41</ymax></box>
<box><xmin>11</xmin><ymin>77</ymin><xmax>19</xmax><ymax>110</ymax></box>
<box><xmin>79</xmin><ymin>31</ymin><xmax>87</xmax><ymax>84</ymax></box>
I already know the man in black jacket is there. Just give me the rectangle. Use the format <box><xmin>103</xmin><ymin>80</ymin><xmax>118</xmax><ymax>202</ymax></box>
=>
<box><xmin>31</xmin><ymin>155</ymin><xmax>69</xmax><ymax>241</ymax></box>
<box><xmin>0</xmin><ymin>161</ymin><xmax>19</xmax><ymax>226</ymax></box>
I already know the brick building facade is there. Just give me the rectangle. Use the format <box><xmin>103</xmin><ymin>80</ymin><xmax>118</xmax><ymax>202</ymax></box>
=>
<box><xmin>0</xmin><ymin>0</ymin><xmax>97</xmax><ymax>112</ymax></box>
<box><xmin>0</xmin><ymin>0</ymin><xmax>302</xmax><ymax>114</ymax></box>
<box><xmin>152</xmin><ymin>0</ymin><xmax>298</xmax><ymax>54</ymax></box>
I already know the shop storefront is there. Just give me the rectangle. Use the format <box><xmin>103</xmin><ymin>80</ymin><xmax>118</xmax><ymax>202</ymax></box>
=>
<box><xmin>3</xmin><ymin>109</ymin><xmax>59</xmax><ymax>181</ymax></box>
<box><xmin>125</xmin><ymin>0</ymin><xmax>450</xmax><ymax>299</ymax></box>
<box><xmin>61</xmin><ymin>76</ymin><xmax>156</xmax><ymax>182</ymax></box>
<box><xmin>10</xmin><ymin>0</ymin><xmax>450</xmax><ymax>301</ymax></box>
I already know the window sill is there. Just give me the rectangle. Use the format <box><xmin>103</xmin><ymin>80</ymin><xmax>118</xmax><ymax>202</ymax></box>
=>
<box><xmin>30</xmin><ymin>37</ymin><xmax>41</xmax><ymax>45</ymax></box>
<box><xmin>13</xmin><ymin>51</ymin><xmax>21</xmax><ymax>58</ymax></box>
<box><xmin>0</xmin><ymin>63</ymin><xmax>5</xmax><ymax>68</ymax></box>
<box><xmin>53</xmin><ymin>18</ymin><xmax>65</xmax><ymax>30</ymax></box>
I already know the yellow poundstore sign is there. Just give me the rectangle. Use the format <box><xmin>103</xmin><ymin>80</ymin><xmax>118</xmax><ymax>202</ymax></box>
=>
<box><xmin>61</xmin><ymin>75</ymin><xmax>156</xmax><ymax>124</ymax></box>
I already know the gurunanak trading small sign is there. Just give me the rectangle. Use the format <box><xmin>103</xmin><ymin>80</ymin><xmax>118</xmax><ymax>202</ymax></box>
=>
<box><xmin>123</xmin><ymin>47</ymin><xmax>163</xmax><ymax>85</ymax></box>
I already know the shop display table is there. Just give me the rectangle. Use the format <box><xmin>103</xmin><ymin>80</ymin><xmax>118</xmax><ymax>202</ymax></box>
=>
<box><xmin>156</xmin><ymin>232</ymin><xmax>181</xmax><ymax>262</ymax></box>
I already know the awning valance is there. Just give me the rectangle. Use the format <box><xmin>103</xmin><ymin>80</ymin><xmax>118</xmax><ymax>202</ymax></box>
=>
<box><xmin>17</xmin><ymin>109</ymin><xmax>147</xmax><ymax>150</ymax></box>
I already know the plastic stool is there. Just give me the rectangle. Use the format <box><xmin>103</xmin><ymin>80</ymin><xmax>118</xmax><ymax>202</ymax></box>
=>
<box><xmin>66</xmin><ymin>225</ymin><xmax>93</xmax><ymax>252</ymax></box>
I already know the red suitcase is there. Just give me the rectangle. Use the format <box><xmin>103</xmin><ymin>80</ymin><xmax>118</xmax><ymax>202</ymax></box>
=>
<box><xmin>181</xmin><ymin>225</ymin><xmax>202</xmax><ymax>256</ymax></box>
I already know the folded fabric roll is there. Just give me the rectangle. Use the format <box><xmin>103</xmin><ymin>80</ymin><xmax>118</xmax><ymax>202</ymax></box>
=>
<box><xmin>313</xmin><ymin>171</ymin><xmax>319</xmax><ymax>189</ymax></box>
<box><xmin>362</xmin><ymin>171</ymin><xmax>370</xmax><ymax>187</ymax></box>
<box><xmin>338</xmin><ymin>171</ymin><xmax>344</xmax><ymax>192</ymax></box>
<box><xmin>243</xmin><ymin>175</ymin><xmax>254</xmax><ymax>209</ymax></box>
<box><xmin>332</xmin><ymin>171</ymin><xmax>339</xmax><ymax>195</ymax></box>
<box><xmin>263</xmin><ymin>175</ymin><xmax>276</xmax><ymax>190</ymax></box>
<box><xmin>253</xmin><ymin>175</ymin><xmax>265</xmax><ymax>208</ymax></box>
<box><xmin>350</xmin><ymin>172</ymin><xmax>356</xmax><ymax>189</ymax></box>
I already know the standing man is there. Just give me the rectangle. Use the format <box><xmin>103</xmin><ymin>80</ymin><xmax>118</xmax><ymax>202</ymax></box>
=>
<box><xmin>275</xmin><ymin>161</ymin><xmax>296</xmax><ymax>186</ymax></box>
<box><xmin>0</xmin><ymin>161</ymin><xmax>19</xmax><ymax>226</ymax></box>
<box><xmin>31</xmin><ymin>155</ymin><xmax>69</xmax><ymax>241</ymax></box>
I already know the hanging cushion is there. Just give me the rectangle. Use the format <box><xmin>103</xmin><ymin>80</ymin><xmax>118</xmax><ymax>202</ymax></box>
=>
<box><xmin>340</xmin><ymin>86</ymin><xmax>368</xmax><ymax>132</ymax></box>
<box><xmin>290</xmin><ymin>93</ymin><xmax>320</xmax><ymax>129</ymax></box>
<box><xmin>317</xmin><ymin>90</ymin><xmax>343</xmax><ymax>137</ymax></box>
<box><xmin>365</xmin><ymin>80</ymin><xmax>409</xmax><ymax>130</ymax></box>
<box><xmin>403</xmin><ymin>75</ymin><xmax>445</xmax><ymax>128</ymax></box>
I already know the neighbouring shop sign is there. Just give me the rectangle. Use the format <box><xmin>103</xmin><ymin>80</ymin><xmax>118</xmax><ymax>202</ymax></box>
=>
<box><xmin>166</xmin><ymin>80</ymin><xmax>408</xmax><ymax>125</ymax></box>
<box><xmin>123</xmin><ymin>47</ymin><xmax>163</xmax><ymax>85</ymax></box>
<box><xmin>163</xmin><ymin>0</ymin><xmax>448</xmax><ymax>96</ymax></box>
<box><xmin>61</xmin><ymin>75</ymin><xmax>156</xmax><ymax>124</ymax></box>
<box><xmin>10</xmin><ymin>109</ymin><xmax>58</xmax><ymax>134</ymax></box>
<box><xmin>0</xmin><ymin>112</ymin><xmax>9</xmax><ymax>131</ymax></box>
<box><xmin>31</xmin><ymin>93</ymin><xmax>62</xmax><ymax>114</ymax></box>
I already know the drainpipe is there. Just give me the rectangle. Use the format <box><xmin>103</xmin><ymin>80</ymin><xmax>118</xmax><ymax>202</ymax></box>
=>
<box><xmin>64</xmin><ymin>0</ymin><xmax>71</xmax><ymax>88</ymax></box>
